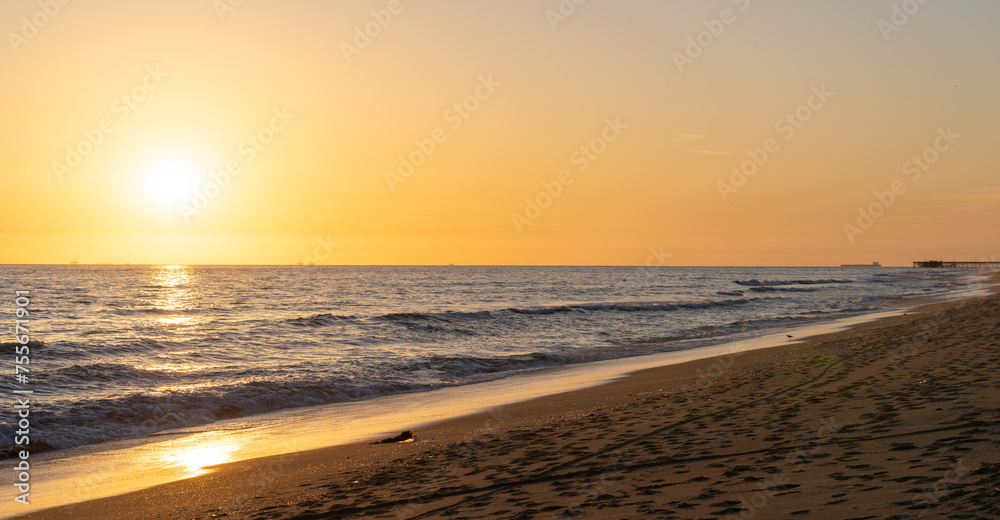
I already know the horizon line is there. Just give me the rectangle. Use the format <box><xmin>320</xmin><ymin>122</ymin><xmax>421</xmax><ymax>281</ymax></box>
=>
<box><xmin>0</xmin><ymin>263</ymin><xmax>911</xmax><ymax>268</ymax></box>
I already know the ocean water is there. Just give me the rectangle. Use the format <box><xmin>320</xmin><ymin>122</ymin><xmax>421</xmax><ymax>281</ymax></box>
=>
<box><xmin>0</xmin><ymin>265</ymin><xmax>983</xmax><ymax>457</ymax></box>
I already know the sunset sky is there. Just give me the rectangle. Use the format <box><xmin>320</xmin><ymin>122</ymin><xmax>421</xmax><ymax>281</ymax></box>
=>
<box><xmin>1</xmin><ymin>0</ymin><xmax>997</xmax><ymax>266</ymax></box>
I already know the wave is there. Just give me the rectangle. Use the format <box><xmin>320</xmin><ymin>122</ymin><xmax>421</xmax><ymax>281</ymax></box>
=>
<box><xmin>109</xmin><ymin>307</ymin><xmax>199</xmax><ymax>316</ymax></box>
<box><xmin>285</xmin><ymin>313</ymin><xmax>359</xmax><ymax>326</ymax></box>
<box><xmin>508</xmin><ymin>297</ymin><xmax>756</xmax><ymax>315</ymax></box>
<box><xmin>735</xmin><ymin>279</ymin><xmax>852</xmax><ymax>287</ymax></box>
<box><xmin>835</xmin><ymin>295</ymin><xmax>890</xmax><ymax>312</ymax></box>
<box><xmin>47</xmin><ymin>362</ymin><xmax>174</xmax><ymax>383</ymax></box>
<box><xmin>507</xmin><ymin>305</ymin><xmax>573</xmax><ymax>315</ymax></box>
<box><xmin>748</xmin><ymin>286</ymin><xmax>817</xmax><ymax>293</ymax></box>
<box><xmin>285</xmin><ymin>310</ymin><xmax>496</xmax><ymax>327</ymax></box>
<box><xmin>0</xmin><ymin>378</ymin><xmax>435</xmax><ymax>458</ymax></box>
<box><xmin>0</xmin><ymin>340</ymin><xmax>45</xmax><ymax>349</ymax></box>
<box><xmin>286</xmin><ymin>299</ymin><xmax>754</xmax><ymax>325</ymax></box>
<box><xmin>0</xmin><ymin>350</ymin><xmax>581</xmax><ymax>457</ymax></box>
<box><xmin>724</xmin><ymin>314</ymin><xmax>819</xmax><ymax>330</ymax></box>
<box><xmin>392</xmin><ymin>352</ymin><xmax>570</xmax><ymax>378</ymax></box>
<box><xmin>139</xmin><ymin>307</ymin><xmax>194</xmax><ymax>314</ymax></box>
<box><xmin>438</xmin><ymin>310</ymin><xmax>495</xmax><ymax>321</ymax></box>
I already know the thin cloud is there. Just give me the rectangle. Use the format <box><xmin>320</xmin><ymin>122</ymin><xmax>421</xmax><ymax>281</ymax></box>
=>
<box><xmin>886</xmin><ymin>186</ymin><xmax>1000</xmax><ymax>222</ymax></box>
<box><xmin>670</xmin><ymin>133</ymin><xmax>707</xmax><ymax>141</ymax></box>
<box><xmin>929</xmin><ymin>186</ymin><xmax>1000</xmax><ymax>211</ymax></box>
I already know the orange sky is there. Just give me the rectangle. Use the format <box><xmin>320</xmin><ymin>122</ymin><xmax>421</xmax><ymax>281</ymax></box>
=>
<box><xmin>1</xmin><ymin>0</ymin><xmax>997</xmax><ymax>266</ymax></box>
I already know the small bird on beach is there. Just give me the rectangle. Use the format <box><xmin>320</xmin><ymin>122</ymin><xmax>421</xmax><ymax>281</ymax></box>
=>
<box><xmin>786</xmin><ymin>334</ymin><xmax>793</xmax><ymax>339</ymax></box>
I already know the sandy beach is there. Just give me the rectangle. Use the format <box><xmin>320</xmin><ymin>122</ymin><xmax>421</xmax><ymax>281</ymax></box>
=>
<box><xmin>8</xmin><ymin>1</ymin><xmax>997</xmax><ymax>516</ymax></box>
<box><xmin>14</xmin><ymin>292</ymin><xmax>1000</xmax><ymax>520</ymax></box>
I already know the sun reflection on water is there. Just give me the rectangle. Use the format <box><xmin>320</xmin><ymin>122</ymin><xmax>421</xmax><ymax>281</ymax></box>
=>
<box><xmin>149</xmin><ymin>265</ymin><xmax>193</xmax><ymax>308</ymax></box>
<box><xmin>168</xmin><ymin>437</ymin><xmax>239</xmax><ymax>478</ymax></box>
<box><xmin>150</xmin><ymin>382</ymin><xmax>214</xmax><ymax>393</ymax></box>
<box><xmin>144</xmin><ymin>265</ymin><xmax>200</xmax><ymax>330</ymax></box>
<box><xmin>137</xmin><ymin>363</ymin><xmax>208</xmax><ymax>374</ymax></box>
<box><xmin>158</xmin><ymin>315</ymin><xmax>192</xmax><ymax>325</ymax></box>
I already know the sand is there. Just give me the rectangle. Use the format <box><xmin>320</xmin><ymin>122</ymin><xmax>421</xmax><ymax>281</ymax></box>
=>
<box><xmin>13</xmin><ymin>292</ymin><xmax>1000</xmax><ymax>520</ymax></box>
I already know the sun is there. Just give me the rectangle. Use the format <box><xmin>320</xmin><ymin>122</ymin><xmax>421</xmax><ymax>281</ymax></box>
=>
<box><xmin>144</xmin><ymin>158</ymin><xmax>202</xmax><ymax>208</ymax></box>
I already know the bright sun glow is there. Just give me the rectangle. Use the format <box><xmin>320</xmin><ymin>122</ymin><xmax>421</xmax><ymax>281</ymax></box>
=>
<box><xmin>144</xmin><ymin>159</ymin><xmax>202</xmax><ymax>208</ymax></box>
<box><xmin>170</xmin><ymin>440</ymin><xmax>238</xmax><ymax>478</ymax></box>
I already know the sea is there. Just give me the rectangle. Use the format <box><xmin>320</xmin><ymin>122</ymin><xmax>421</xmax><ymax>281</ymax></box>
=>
<box><xmin>0</xmin><ymin>265</ymin><xmax>988</xmax><ymax>458</ymax></box>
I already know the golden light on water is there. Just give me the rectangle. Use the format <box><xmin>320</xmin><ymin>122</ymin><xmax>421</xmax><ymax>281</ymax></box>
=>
<box><xmin>138</xmin><ymin>363</ymin><xmax>208</xmax><ymax>374</ymax></box>
<box><xmin>152</xmin><ymin>265</ymin><xmax>191</xmax><ymax>288</ymax></box>
<box><xmin>169</xmin><ymin>439</ymin><xmax>238</xmax><ymax>478</ymax></box>
<box><xmin>151</xmin><ymin>382</ymin><xmax>214</xmax><ymax>393</ymax></box>
<box><xmin>147</xmin><ymin>266</ymin><xmax>196</xmax><ymax>328</ymax></box>
<box><xmin>157</xmin><ymin>315</ymin><xmax>192</xmax><ymax>326</ymax></box>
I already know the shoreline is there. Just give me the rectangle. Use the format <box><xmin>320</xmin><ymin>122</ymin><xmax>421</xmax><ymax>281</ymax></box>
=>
<box><xmin>8</xmin><ymin>279</ymin><xmax>999</xmax><ymax>519</ymax></box>
<box><xmin>5</xmin><ymin>271</ymin><xmax>987</xmax><ymax>464</ymax></box>
<box><xmin>0</xmin><ymin>278</ymin><xmax>987</xmax><ymax>514</ymax></box>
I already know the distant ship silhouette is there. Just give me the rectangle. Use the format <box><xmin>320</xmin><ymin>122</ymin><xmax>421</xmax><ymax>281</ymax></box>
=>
<box><xmin>841</xmin><ymin>261</ymin><xmax>880</xmax><ymax>267</ymax></box>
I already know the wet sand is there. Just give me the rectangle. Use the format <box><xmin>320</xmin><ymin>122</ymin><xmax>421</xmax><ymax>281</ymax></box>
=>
<box><xmin>14</xmin><ymin>293</ymin><xmax>1000</xmax><ymax>519</ymax></box>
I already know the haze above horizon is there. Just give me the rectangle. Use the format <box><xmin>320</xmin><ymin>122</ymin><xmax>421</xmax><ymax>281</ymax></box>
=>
<box><xmin>2</xmin><ymin>0</ymin><xmax>997</xmax><ymax>266</ymax></box>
